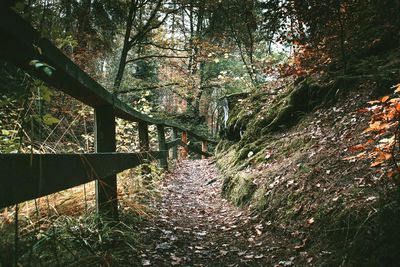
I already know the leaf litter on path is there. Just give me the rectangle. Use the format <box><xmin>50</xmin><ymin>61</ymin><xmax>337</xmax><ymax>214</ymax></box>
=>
<box><xmin>134</xmin><ymin>159</ymin><xmax>288</xmax><ymax>266</ymax></box>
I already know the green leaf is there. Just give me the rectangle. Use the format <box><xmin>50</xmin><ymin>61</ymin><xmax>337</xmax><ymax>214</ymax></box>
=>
<box><xmin>42</xmin><ymin>114</ymin><xmax>60</xmax><ymax>126</ymax></box>
<box><xmin>29</xmin><ymin>60</ymin><xmax>40</xmax><ymax>66</ymax></box>
<box><xmin>29</xmin><ymin>60</ymin><xmax>56</xmax><ymax>76</ymax></box>
<box><xmin>1</xmin><ymin>129</ymin><xmax>10</xmax><ymax>136</ymax></box>
<box><xmin>35</xmin><ymin>62</ymin><xmax>46</xmax><ymax>68</ymax></box>
<box><xmin>31</xmin><ymin>114</ymin><xmax>42</xmax><ymax>123</ymax></box>
<box><xmin>39</xmin><ymin>85</ymin><xmax>53</xmax><ymax>102</ymax></box>
<box><xmin>42</xmin><ymin>66</ymin><xmax>53</xmax><ymax>76</ymax></box>
<box><xmin>14</xmin><ymin>2</ymin><xmax>25</xmax><ymax>11</ymax></box>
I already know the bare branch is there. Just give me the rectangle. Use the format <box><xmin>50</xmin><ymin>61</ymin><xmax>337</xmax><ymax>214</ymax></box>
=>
<box><xmin>126</xmin><ymin>54</ymin><xmax>189</xmax><ymax>64</ymax></box>
<box><xmin>142</xmin><ymin>42</ymin><xmax>188</xmax><ymax>52</ymax></box>
<box><xmin>116</xmin><ymin>82</ymin><xmax>181</xmax><ymax>94</ymax></box>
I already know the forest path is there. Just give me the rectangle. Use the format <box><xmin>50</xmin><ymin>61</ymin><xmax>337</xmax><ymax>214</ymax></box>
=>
<box><xmin>134</xmin><ymin>159</ymin><xmax>281</xmax><ymax>266</ymax></box>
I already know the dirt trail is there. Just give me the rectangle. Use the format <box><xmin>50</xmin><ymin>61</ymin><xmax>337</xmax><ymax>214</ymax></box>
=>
<box><xmin>135</xmin><ymin>160</ymin><xmax>283</xmax><ymax>267</ymax></box>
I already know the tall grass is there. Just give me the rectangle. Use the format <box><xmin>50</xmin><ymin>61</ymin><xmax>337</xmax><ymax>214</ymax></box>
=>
<box><xmin>0</xmin><ymin>164</ymin><xmax>165</xmax><ymax>266</ymax></box>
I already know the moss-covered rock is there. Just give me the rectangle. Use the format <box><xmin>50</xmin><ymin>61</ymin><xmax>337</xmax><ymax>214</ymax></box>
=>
<box><xmin>222</xmin><ymin>171</ymin><xmax>257</xmax><ymax>206</ymax></box>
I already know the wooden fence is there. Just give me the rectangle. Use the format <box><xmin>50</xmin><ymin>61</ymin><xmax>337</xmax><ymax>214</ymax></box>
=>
<box><xmin>0</xmin><ymin>7</ymin><xmax>216</xmax><ymax>219</ymax></box>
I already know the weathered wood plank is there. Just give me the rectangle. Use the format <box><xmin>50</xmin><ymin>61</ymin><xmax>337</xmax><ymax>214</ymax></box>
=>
<box><xmin>202</xmin><ymin>141</ymin><xmax>208</xmax><ymax>160</ymax></box>
<box><xmin>0</xmin><ymin>152</ymin><xmax>164</xmax><ymax>209</ymax></box>
<box><xmin>162</xmin><ymin>121</ymin><xmax>217</xmax><ymax>144</ymax></box>
<box><xmin>138</xmin><ymin>122</ymin><xmax>150</xmax><ymax>152</ymax></box>
<box><xmin>190</xmin><ymin>146</ymin><xmax>212</xmax><ymax>158</ymax></box>
<box><xmin>171</xmin><ymin>128</ymin><xmax>179</xmax><ymax>159</ymax></box>
<box><xmin>181</xmin><ymin>131</ymin><xmax>188</xmax><ymax>159</ymax></box>
<box><xmin>95</xmin><ymin>105</ymin><xmax>118</xmax><ymax>219</ymax></box>
<box><xmin>166</xmin><ymin>139</ymin><xmax>182</xmax><ymax>150</ymax></box>
<box><xmin>157</xmin><ymin>125</ymin><xmax>168</xmax><ymax>169</ymax></box>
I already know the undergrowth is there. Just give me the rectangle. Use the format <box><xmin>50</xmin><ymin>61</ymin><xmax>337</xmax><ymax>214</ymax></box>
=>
<box><xmin>0</xmin><ymin>163</ymin><xmax>165</xmax><ymax>267</ymax></box>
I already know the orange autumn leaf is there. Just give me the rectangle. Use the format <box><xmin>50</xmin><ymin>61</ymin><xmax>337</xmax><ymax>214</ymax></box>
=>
<box><xmin>384</xmin><ymin>108</ymin><xmax>397</xmax><ymax>120</ymax></box>
<box><xmin>349</xmin><ymin>144</ymin><xmax>365</xmax><ymax>152</ymax></box>
<box><xmin>343</xmin><ymin>151</ymin><xmax>367</xmax><ymax>161</ymax></box>
<box><xmin>349</xmin><ymin>87</ymin><xmax>400</xmax><ymax>175</ymax></box>
<box><xmin>388</xmin><ymin>97</ymin><xmax>400</xmax><ymax>103</ymax></box>
<box><xmin>394</xmin><ymin>83</ymin><xmax>400</xmax><ymax>93</ymax></box>
<box><xmin>357</xmin><ymin>108</ymin><xmax>369</xmax><ymax>113</ymax></box>
<box><xmin>371</xmin><ymin>160</ymin><xmax>385</xmax><ymax>167</ymax></box>
<box><xmin>363</xmin><ymin>121</ymin><xmax>389</xmax><ymax>132</ymax></box>
<box><xmin>373</xmin><ymin>150</ymin><xmax>392</xmax><ymax>161</ymax></box>
<box><xmin>380</xmin><ymin>96</ymin><xmax>390</xmax><ymax>103</ymax></box>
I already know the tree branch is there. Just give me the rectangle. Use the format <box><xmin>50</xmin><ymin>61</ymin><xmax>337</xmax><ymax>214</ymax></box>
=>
<box><xmin>116</xmin><ymin>82</ymin><xmax>181</xmax><ymax>94</ymax></box>
<box><xmin>126</xmin><ymin>54</ymin><xmax>189</xmax><ymax>64</ymax></box>
<box><xmin>142</xmin><ymin>42</ymin><xmax>188</xmax><ymax>52</ymax></box>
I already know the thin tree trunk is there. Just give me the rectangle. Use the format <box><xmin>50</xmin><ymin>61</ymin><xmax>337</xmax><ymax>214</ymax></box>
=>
<box><xmin>113</xmin><ymin>0</ymin><xmax>136</xmax><ymax>90</ymax></box>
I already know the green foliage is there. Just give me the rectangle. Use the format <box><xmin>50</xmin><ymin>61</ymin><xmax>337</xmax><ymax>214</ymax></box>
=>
<box><xmin>203</xmin><ymin>56</ymin><xmax>253</xmax><ymax>94</ymax></box>
<box><xmin>29</xmin><ymin>60</ymin><xmax>56</xmax><ymax>77</ymax></box>
<box><xmin>42</xmin><ymin>113</ymin><xmax>60</xmax><ymax>126</ymax></box>
<box><xmin>55</xmin><ymin>35</ymin><xmax>78</xmax><ymax>51</ymax></box>
<box><xmin>0</xmin><ymin>92</ymin><xmax>23</xmax><ymax>153</ymax></box>
<box><xmin>38</xmin><ymin>85</ymin><xmax>54</xmax><ymax>103</ymax></box>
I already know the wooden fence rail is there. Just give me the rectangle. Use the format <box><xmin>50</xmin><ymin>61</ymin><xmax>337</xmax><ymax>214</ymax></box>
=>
<box><xmin>0</xmin><ymin>7</ymin><xmax>216</xmax><ymax>219</ymax></box>
<box><xmin>0</xmin><ymin>152</ymin><xmax>165</xmax><ymax>209</ymax></box>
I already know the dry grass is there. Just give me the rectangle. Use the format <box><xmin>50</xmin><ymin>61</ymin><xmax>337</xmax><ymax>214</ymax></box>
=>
<box><xmin>0</xmin><ymin>162</ymin><xmax>165</xmax><ymax>266</ymax></box>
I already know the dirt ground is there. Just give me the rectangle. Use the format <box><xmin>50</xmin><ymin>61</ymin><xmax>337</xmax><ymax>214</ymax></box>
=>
<box><xmin>132</xmin><ymin>159</ymin><xmax>292</xmax><ymax>267</ymax></box>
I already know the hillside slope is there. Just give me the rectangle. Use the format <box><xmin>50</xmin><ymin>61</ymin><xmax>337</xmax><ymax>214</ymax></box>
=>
<box><xmin>215</xmin><ymin>48</ymin><xmax>400</xmax><ymax>266</ymax></box>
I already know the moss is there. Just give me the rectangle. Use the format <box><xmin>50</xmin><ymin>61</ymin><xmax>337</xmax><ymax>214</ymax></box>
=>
<box><xmin>281</xmin><ymin>137</ymin><xmax>314</xmax><ymax>157</ymax></box>
<box><xmin>253</xmin><ymin>147</ymin><xmax>270</xmax><ymax>164</ymax></box>
<box><xmin>215</xmin><ymin>149</ymin><xmax>238</xmax><ymax>171</ymax></box>
<box><xmin>222</xmin><ymin>172</ymin><xmax>257</xmax><ymax>206</ymax></box>
<box><xmin>235</xmin><ymin>77</ymin><xmax>337</xmax><ymax>142</ymax></box>
<box><xmin>251</xmin><ymin>186</ymin><xmax>268</xmax><ymax>211</ymax></box>
<box><xmin>280</xmin><ymin>191</ymin><xmax>306</xmax><ymax>220</ymax></box>
<box><xmin>235</xmin><ymin>141</ymin><xmax>262</xmax><ymax>163</ymax></box>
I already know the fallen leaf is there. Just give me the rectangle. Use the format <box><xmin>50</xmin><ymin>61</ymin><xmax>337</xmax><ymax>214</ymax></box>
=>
<box><xmin>306</xmin><ymin>218</ymin><xmax>315</xmax><ymax>225</ymax></box>
<box><xmin>220</xmin><ymin>250</ymin><xmax>229</xmax><ymax>256</ymax></box>
<box><xmin>171</xmin><ymin>254</ymin><xmax>182</xmax><ymax>262</ymax></box>
<box><xmin>142</xmin><ymin>259</ymin><xmax>151</xmax><ymax>266</ymax></box>
<box><xmin>255</xmin><ymin>228</ymin><xmax>262</xmax><ymax>236</ymax></box>
<box><xmin>156</xmin><ymin>242</ymin><xmax>171</xmax><ymax>250</ymax></box>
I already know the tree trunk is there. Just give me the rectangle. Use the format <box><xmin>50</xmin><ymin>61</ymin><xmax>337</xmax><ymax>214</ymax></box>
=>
<box><xmin>64</xmin><ymin>0</ymin><xmax>72</xmax><ymax>34</ymax></box>
<box><xmin>113</xmin><ymin>0</ymin><xmax>136</xmax><ymax>90</ymax></box>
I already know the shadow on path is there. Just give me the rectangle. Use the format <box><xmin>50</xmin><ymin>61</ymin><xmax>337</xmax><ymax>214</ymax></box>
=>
<box><xmin>135</xmin><ymin>159</ymin><xmax>283</xmax><ymax>266</ymax></box>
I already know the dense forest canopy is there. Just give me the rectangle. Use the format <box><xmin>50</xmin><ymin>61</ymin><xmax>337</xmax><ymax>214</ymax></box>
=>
<box><xmin>2</xmin><ymin>0</ymin><xmax>396</xmax><ymax>141</ymax></box>
<box><xmin>4</xmin><ymin>0</ymin><xmax>399</xmax><ymax>126</ymax></box>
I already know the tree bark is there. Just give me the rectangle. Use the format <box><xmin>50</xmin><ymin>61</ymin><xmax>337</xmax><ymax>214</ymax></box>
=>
<box><xmin>113</xmin><ymin>0</ymin><xmax>136</xmax><ymax>90</ymax></box>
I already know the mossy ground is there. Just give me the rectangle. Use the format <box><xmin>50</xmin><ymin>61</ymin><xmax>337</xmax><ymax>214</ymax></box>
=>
<box><xmin>215</xmin><ymin>49</ymin><xmax>400</xmax><ymax>266</ymax></box>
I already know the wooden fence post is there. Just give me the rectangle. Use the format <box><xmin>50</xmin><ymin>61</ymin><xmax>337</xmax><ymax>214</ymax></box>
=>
<box><xmin>181</xmin><ymin>131</ymin><xmax>188</xmax><ymax>159</ymax></box>
<box><xmin>95</xmin><ymin>105</ymin><xmax>118</xmax><ymax>220</ymax></box>
<box><xmin>202</xmin><ymin>141</ymin><xmax>208</xmax><ymax>159</ymax></box>
<box><xmin>172</xmin><ymin>127</ymin><xmax>178</xmax><ymax>160</ymax></box>
<box><xmin>138</xmin><ymin>122</ymin><xmax>149</xmax><ymax>152</ymax></box>
<box><xmin>157</xmin><ymin>125</ymin><xmax>168</xmax><ymax>169</ymax></box>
